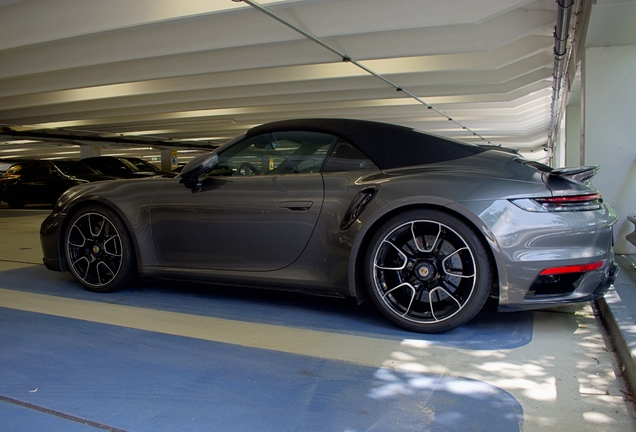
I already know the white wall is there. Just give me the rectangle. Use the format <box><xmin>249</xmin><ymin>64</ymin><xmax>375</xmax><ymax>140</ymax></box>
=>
<box><xmin>582</xmin><ymin>45</ymin><xmax>636</xmax><ymax>254</ymax></box>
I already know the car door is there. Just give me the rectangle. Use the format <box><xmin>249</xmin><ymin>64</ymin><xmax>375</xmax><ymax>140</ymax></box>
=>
<box><xmin>36</xmin><ymin>163</ymin><xmax>78</xmax><ymax>204</ymax></box>
<box><xmin>12</xmin><ymin>162</ymin><xmax>58</xmax><ymax>205</ymax></box>
<box><xmin>150</xmin><ymin>131</ymin><xmax>335</xmax><ymax>271</ymax></box>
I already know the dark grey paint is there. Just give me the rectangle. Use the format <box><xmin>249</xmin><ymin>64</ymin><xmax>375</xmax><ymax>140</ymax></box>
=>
<box><xmin>151</xmin><ymin>174</ymin><xmax>324</xmax><ymax>271</ymax></box>
<box><xmin>41</xmin><ymin>119</ymin><xmax>618</xmax><ymax>317</ymax></box>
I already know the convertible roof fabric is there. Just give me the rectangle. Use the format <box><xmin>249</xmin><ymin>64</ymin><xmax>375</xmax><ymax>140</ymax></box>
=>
<box><xmin>246</xmin><ymin>118</ymin><xmax>485</xmax><ymax>170</ymax></box>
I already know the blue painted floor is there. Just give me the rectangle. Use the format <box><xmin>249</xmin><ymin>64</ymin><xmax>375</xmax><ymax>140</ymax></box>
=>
<box><xmin>2</xmin><ymin>265</ymin><xmax>534</xmax><ymax>349</ymax></box>
<box><xmin>0</xmin><ymin>265</ymin><xmax>533</xmax><ymax>431</ymax></box>
<box><xmin>0</xmin><ymin>307</ymin><xmax>523</xmax><ymax>432</ymax></box>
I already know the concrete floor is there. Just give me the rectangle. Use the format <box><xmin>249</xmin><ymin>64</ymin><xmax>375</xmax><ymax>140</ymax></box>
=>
<box><xmin>1</xmin><ymin>207</ymin><xmax>635</xmax><ymax>432</ymax></box>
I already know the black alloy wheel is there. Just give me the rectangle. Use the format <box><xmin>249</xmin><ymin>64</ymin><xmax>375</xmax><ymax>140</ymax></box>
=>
<box><xmin>365</xmin><ymin>210</ymin><xmax>492</xmax><ymax>333</ymax></box>
<box><xmin>64</xmin><ymin>206</ymin><xmax>135</xmax><ymax>293</ymax></box>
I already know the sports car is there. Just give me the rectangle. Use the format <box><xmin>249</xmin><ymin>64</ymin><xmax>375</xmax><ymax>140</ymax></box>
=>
<box><xmin>40</xmin><ymin>119</ymin><xmax>618</xmax><ymax>333</ymax></box>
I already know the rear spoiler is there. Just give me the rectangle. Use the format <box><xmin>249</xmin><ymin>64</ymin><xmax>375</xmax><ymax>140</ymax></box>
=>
<box><xmin>549</xmin><ymin>165</ymin><xmax>600</xmax><ymax>184</ymax></box>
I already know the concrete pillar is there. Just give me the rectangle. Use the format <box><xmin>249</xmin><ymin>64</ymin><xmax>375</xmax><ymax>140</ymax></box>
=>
<box><xmin>565</xmin><ymin>104</ymin><xmax>581</xmax><ymax>167</ymax></box>
<box><xmin>161</xmin><ymin>149</ymin><xmax>177</xmax><ymax>172</ymax></box>
<box><xmin>582</xmin><ymin>45</ymin><xmax>636</xmax><ymax>254</ymax></box>
<box><xmin>554</xmin><ymin>120</ymin><xmax>566</xmax><ymax>168</ymax></box>
<box><xmin>79</xmin><ymin>145</ymin><xmax>101</xmax><ymax>159</ymax></box>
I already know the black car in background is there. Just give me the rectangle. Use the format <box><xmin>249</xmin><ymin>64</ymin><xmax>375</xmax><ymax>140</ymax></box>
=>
<box><xmin>0</xmin><ymin>160</ymin><xmax>120</xmax><ymax>208</ymax></box>
<box><xmin>0</xmin><ymin>160</ymin><xmax>89</xmax><ymax>208</ymax></box>
<box><xmin>52</xmin><ymin>160</ymin><xmax>121</xmax><ymax>182</ymax></box>
<box><xmin>81</xmin><ymin>156</ymin><xmax>175</xmax><ymax>178</ymax></box>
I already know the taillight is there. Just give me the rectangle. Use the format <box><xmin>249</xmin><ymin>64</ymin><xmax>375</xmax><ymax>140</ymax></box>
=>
<box><xmin>539</xmin><ymin>261</ymin><xmax>604</xmax><ymax>275</ymax></box>
<box><xmin>511</xmin><ymin>193</ymin><xmax>603</xmax><ymax>212</ymax></box>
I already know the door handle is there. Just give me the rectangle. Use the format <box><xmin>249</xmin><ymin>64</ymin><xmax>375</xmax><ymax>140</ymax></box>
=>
<box><xmin>278</xmin><ymin>201</ymin><xmax>313</xmax><ymax>211</ymax></box>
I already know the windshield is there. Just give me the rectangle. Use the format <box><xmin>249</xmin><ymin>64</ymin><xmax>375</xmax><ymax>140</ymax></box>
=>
<box><xmin>123</xmin><ymin>158</ymin><xmax>161</xmax><ymax>171</ymax></box>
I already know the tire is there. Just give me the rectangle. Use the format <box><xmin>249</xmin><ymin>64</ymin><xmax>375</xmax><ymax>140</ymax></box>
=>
<box><xmin>64</xmin><ymin>205</ymin><xmax>136</xmax><ymax>293</ymax></box>
<box><xmin>365</xmin><ymin>209</ymin><xmax>492</xmax><ymax>333</ymax></box>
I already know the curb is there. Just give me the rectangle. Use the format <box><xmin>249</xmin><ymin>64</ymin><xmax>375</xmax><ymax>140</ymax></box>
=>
<box><xmin>596</xmin><ymin>255</ymin><xmax>636</xmax><ymax>395</ymax></box>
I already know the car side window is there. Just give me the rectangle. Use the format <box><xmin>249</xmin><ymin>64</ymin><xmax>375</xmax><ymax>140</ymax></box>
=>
<box><xmin>42</xmin><ymin>164</ymin><xmax>61</xmax><ymax>177</ymax></box>
<box><xmin>209</xmin><ymin>131</ymin><xmax>337</xmax><ymax>176</ymax></box>
<box><xmin>322</xmin><ymin>141</ymin><xmax>377</xmax><ymax>172</ymax></box>
<box><xmin>19</xmin><ymin>164</ymin><xmax>38</xmax><ymax>177</ymax></box>
<box><xmin>88</xmin><ymin>159</ymin><xmax>118</xmax><ymax>172</ymax></box>
<box><xmin>86</xmin><ymin>159</ymin><xmax>106</xmax><ymax>171</ymax></box>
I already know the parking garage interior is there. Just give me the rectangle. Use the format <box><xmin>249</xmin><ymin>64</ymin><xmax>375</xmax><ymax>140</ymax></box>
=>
<box><xmin>1</xmin><ymin>1</ymin><xmax>636</xmax><ymax>431</ymax></box>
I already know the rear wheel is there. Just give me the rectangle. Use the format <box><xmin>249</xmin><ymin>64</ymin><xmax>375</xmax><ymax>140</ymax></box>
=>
<box><xmin>64</xmin><ymin>206</ymin><xmax>136</xmax><ymax>293</ymax></box>
<box><xmin>365</xmin><ymin>210</ymin><xmax>492</xmax><ymax>333</ymax></box>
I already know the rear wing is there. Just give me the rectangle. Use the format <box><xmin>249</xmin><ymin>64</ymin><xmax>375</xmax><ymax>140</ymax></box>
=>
<box><xmin>516</xmin><ymin>160</ymin><xmax>600</xmax><ymax>186</ymax></box>
<box><xmin>549</xmin><ymin>165</ymin><xmax>600</xmax><ymax>185</ymax></box>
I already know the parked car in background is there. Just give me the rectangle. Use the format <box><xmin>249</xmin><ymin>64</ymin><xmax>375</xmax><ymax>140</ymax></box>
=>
<box><xmin>81</xmin><ymin>156</ymin><xmax>175</xmax><ymax>178</ymax></box>
<box><xmin>0</xmin><ymin>160</ymin><xmax>89</xmax><ymax>208</ymax></box>
<box><xmin>52</xmin><ymin>160</ymin><xmax>121</xmax><ymax>182</ymax></box>
<box><xmin>41</xmin><ymin>119</ymin><xmax>618</xmax><ymax>333</ymax></box>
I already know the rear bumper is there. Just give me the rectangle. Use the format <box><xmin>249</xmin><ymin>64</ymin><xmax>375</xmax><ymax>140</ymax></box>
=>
<box><xmin>471</xmin><ymin>199</ymin><xmax>618</xmax><ymax>310</ymax></box>
<box><xmin>499</xmin><ymin>260</ymin><xmax>618</xmax><ymax>312</ymax></box>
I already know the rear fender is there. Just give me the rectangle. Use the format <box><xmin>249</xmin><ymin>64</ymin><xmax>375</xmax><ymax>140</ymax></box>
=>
<box><xmin>346</xmin><ymin>196</ymin><xmax>506</xmax><ymax>302</ymax></box>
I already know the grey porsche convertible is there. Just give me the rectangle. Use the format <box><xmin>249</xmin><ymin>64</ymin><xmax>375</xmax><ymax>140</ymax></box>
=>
<box><xmin>40</xmin><ymin>119</ymin><xmax>618</xmax><ymax>333</ymax></box>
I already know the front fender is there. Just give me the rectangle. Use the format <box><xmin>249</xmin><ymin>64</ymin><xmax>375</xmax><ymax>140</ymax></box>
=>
<box><xmin>50</xmin><ymin>179</ymin><xmax>168</xmax><ymax>271</ymax></box>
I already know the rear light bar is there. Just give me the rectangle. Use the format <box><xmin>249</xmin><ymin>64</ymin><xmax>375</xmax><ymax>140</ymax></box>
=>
<box><xmin>535</xmin><ymin>193</ymin><xmax>601</xmax><ymax>204</ymax></box>
<box><xmin>511</xmin><ymin>193</ymin><xmax>603</xmax><ymax>212</ymax></box>
<box><xmin>539</xmin><ymin>261</ymin><xmax>604</xmax><ymax>275</ymax></box>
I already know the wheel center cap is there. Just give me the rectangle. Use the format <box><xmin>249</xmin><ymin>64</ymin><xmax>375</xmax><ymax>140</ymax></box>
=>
<box><xmin>92</xmin><ymin>244</ymin><xmax>101</xmax><ymax>254</ymax></box>
<box><xmin>414</xmin><ymin>262</ymin><xmax>436</xmax><ymax>281</ymax></box>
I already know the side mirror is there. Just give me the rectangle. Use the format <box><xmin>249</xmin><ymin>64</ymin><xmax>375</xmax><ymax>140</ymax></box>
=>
<box><xmin>178</xmin><ymin>153</ymin><xmax>219</xmax><ymax>189</ymax></box>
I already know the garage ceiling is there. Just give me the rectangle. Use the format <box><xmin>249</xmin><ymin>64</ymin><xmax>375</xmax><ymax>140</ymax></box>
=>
<box><xmin>0</xmin><ymin>0</ymin><xmax>569</xmax><ymax>165</ymax></box>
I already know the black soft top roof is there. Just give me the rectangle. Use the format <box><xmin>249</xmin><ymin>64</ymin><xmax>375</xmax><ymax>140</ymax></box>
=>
<box><xmin>246</xmin><ymin>118</ymin><xmax>484</xmax><ymax>170</ymax></box>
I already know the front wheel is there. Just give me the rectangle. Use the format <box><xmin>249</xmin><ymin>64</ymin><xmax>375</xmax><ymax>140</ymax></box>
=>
<box><xmin>365</xmin><ymin>210</ymin><xmax>492</xmax><ymax>333</ymax></box>
<box><xmin>64</xmin><ymin>206</ymin><xmax>136</xmax><ymax>293</ymax></box>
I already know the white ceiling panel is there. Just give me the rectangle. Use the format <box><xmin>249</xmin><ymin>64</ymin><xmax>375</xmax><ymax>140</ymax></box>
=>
<box><xmin>0</xmin><ymin>0</ymin><xmax>570</xmax><ymax>164</ymax></box>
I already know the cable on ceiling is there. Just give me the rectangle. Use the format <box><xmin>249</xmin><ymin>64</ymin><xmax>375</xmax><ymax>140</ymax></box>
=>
<box><xmin>237</xmin><ymin>0</ymin><xmax>489</xmax><ymax>142</ymax></box>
